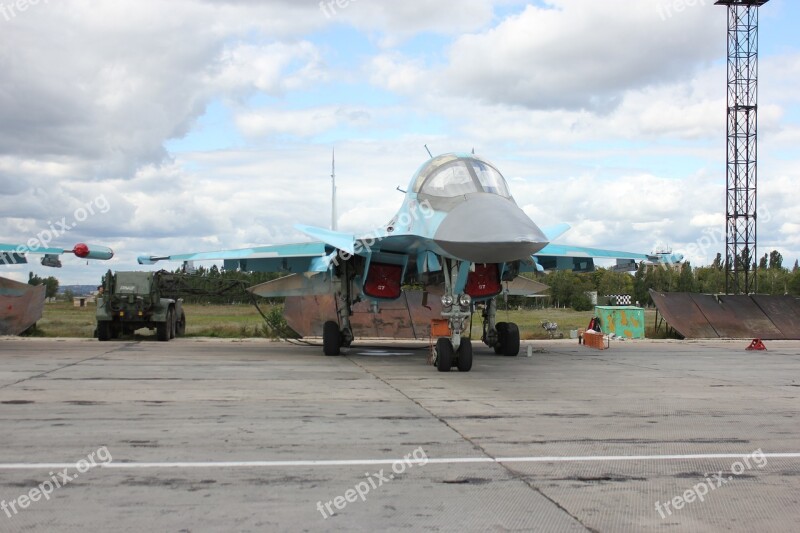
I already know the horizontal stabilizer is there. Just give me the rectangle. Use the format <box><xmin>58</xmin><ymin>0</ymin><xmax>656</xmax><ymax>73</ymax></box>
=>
<box><xmin>248</xmin><ymin>273</ymin><xmax>334</xmax><ymax>298</ymax></box>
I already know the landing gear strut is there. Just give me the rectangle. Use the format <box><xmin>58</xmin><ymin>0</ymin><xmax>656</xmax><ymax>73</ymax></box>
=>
<box><xmin>322</xmin><ymin>262</ymin><xmax>355</xmax><ymax>356</ymax></box>
<box><xmin>432</xmin><ymin>258</ymin><xmax>474</xmax><ymax>372</ymax></box>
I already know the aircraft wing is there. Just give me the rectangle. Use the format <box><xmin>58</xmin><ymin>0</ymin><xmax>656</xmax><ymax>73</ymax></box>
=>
<box><xmin>1</xmin><ymin>243</ymin><xmax>114</xmax><ymax>268</ymax></box>
<box><xmin>138</xmin><ymin>242</ymin><xmax>338</xmax><ymax>274</ymax></box>
<box><xmin>528</xmin><ymin>244</ymin><xmax>682</xmax><ymax>273</ymax></box>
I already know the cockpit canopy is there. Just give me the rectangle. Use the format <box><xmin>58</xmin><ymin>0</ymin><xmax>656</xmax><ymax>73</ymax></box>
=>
<box><xmin>412</xmin><ymin>154</ymin><xmax>511</xmax><ymax>200</ymax></box>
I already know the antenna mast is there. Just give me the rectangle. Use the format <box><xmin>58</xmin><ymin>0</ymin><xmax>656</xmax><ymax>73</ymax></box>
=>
<box><xmin>331</xmin><ymin>149</ymin><xmax>338</xmax><ymax>231</ymax></box>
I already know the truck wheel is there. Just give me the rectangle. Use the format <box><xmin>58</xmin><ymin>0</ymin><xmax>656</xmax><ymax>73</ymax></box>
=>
<box><xmin>156</xmin><ymin>318</ymin><xmax>170</xmax><ymax>342</ymax></box>
<box><xmin>168</xmin><ymin>308</ymin><xmax>176</xmax><ymax>339</ymax></box>
<box><xmin>97</xmin><ymin>321</ymin><xmax>111</xmax><ymax>341</ymax></box>
<box><xmin>176</xmin><ymin>310</ymin><xmax>186</xmax><ymax>337</ymax></box>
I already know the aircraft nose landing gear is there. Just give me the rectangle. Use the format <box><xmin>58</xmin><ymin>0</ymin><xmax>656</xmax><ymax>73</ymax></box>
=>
<box><xmin>434</xmin><ymin>336</ymin><xmax>473</xmax><ymax>372</ymax></box>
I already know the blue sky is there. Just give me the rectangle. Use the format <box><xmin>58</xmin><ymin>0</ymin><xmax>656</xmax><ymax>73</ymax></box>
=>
<box><xmin>1</xmin><ymin>0</ymin><xmax>799</xmax><ymax>284</ymax></box>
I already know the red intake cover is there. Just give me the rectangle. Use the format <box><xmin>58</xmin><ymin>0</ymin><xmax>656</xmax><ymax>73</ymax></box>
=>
<box><xmin>363</xmin><ymin>263</ymin><xmax>403</xmax><ymax>300</ymax></box>
<box><xmin>465</xmin><ymin>264</ymin><xmax>502</xmax><ymax>298</ymax></box>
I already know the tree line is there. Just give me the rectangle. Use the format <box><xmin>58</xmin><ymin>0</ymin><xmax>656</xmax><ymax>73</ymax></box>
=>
<box><xmin>544</xmin><ymin>250</ymin><xmax>800</xmax><ymax>311</ymax></box>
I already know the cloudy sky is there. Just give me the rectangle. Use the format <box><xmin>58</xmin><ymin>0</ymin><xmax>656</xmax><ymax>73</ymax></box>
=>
<box><xmin>1</xmin><ymin>0</ymin><xmax>799</xmax><ymax>285</ymax></box>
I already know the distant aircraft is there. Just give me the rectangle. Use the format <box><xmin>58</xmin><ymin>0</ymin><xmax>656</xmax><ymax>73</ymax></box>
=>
<box><xmin>1</xmin><ymin>242</ymin><xmax>114</xmax><ymax>335</ymax></box>
<box><xmin>140</xmin><ymin>153</ymin><xmax>680</xmax><ymax>372</ymax></box>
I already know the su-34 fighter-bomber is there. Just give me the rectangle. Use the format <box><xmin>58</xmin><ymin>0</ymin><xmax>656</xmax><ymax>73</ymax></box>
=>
<box><xmin>140</xmin><ymin>153</ymin><xmax>680</xmax><ymax>372</ymax></box>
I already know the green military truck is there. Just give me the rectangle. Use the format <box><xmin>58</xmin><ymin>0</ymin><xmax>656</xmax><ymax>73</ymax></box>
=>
<box><xmin>96</xmin><ymin>270</ymin><xmax>186</xmax><ymax>341</ymax></box>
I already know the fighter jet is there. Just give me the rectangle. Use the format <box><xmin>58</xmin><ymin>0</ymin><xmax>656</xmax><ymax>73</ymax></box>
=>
<box><xmin>140</xmin><ymin>153</ymin><xmax>680</xmax><ymax>372</ymax></box>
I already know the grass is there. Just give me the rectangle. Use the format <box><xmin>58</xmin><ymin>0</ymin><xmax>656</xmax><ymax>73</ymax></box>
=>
<box><xmin>33</xmin><ymin>301</ymin><xmax>278</xmax><ymax>339</ymax></box>
<box><xmin>32</xmin><ymin>301</ymin><xmax>663</xmax><ymax>340</ymax></box>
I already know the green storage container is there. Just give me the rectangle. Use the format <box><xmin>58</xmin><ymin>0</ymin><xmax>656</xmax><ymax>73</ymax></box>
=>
<box><xmin>593</xmin><ymin>306</ymin><xmax>645</xmax><ymax>339</ymax></box>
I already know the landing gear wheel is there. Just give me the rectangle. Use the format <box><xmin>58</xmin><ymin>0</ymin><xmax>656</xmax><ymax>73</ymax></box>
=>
<box><xmin>436</xmin><ymin>337</ymin><xmax>454</xmax><ymax>372</ymax></box>
<box><xmin>456</xmin><ymin>337</ymin><xmax>473</xmax><ymax>372</ymax></box>
<box><xmin>502</xmin><ymin>323</ymin><xmax>520</xmax><ymax>356</ymax></box>
<box><xmin>494</xmin><ymin>322</ymin><xmax>508</xmax><ymax>354</ymax></box>
<box><xmin>176</xmin><ymin>310</ymin><xmax>186</xmax><ymax>337</ymax></box>
<box><xmin>323</xmin><ymin>321</ymin><xmax>342</xmax><ymax>356</ymax></box>
<box><xmin>97</xmin><ymin>321</ymin><xmax>111</xmax><ymax>342</ymax></box>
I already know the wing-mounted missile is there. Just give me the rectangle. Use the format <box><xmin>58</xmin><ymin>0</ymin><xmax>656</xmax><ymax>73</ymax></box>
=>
<box><xmin>71</xmin><ymin>243</ymin><xmax>114</xmax><ymax>261</ymax></box>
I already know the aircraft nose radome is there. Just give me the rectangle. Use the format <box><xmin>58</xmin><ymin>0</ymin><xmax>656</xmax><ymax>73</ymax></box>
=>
<box><xmin>433</xmin><ymin>194</ymin><xmax>549</xmax><ymax>263</ymax></box>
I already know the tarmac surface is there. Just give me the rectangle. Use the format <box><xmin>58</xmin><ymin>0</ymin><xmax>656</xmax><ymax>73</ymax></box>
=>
<box><xmin>0</xmin><ymin>336</ymin><xmax>798</xmax><ymax>532</ymax></box>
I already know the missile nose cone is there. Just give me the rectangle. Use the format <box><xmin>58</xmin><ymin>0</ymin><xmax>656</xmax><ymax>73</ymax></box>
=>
<box><xmin>433</xmin><ymin>194</ymin><xmax>548</xmax><ymax>263</ymax></box>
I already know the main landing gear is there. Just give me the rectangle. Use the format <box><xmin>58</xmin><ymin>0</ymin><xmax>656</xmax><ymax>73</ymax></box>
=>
<box><xmin>482</xmin><ymin>298</ymin><xmax>521</xmax><ymax>357</ymax></box>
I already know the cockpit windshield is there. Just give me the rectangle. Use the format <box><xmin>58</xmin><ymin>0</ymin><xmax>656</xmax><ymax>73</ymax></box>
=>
<box><xmin>413</xmin><ymin>155</ymin><xmax>512</xmax><ymax>199</ymax></box>
<box><xmin>421</xmin><ymin>161</ymin><xmax>479</xmax><ymax>197</ymax></box>
<box><xmin>471</xmin><ymin>159</ymin><xmax>510</xmax><ymax>197</ymax></box>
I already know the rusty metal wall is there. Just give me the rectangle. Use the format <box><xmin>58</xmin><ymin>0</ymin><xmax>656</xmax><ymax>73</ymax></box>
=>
<box><xmin>717</xmin><ymin>295</ymin><xmax>785</xmax><ymax>340</ymax></box>
<box><xmin>0</xmin><ymin>276</ymin><xmax>46</xmax><ymax>336</ymax></box>
<box><xmin>752</xmin><ymin>295</ymin><xmax>800</xmax><ymax>339</ymax></box>
<box><xmin>651</xmin><ymin>289</ymin><xmax>800</xmax><ymax>340</ymax></box>
<box><xmin>649</xmin><ymin>291</ymin><xmax>719</xmax><ymax>338</ymax></box>
<box><xmin>284</xmin><ymin>290</ymin><xmax>443</xmax><ymax>339</ymax></box>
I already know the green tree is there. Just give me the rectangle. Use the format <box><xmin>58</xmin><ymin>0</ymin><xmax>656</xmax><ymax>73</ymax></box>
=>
<box><xmin>768</xmin><ymin>250</ymin><xmax>783</xmax><ymax>270</ymax></box>
<box><xmin>712</xmin><ymin>252</ymin><xmax>724</xmax><ymax>271</ymax></box>
<box><xmin>43</xmin><ymin>277</ymin><xmax>59</xmax><ymax>299</ymax></box>
<box><xmin>759</xmin><ymin>253</ymin><xmax>768</xmax><ymax>270</ymax></box>
<box><xmin>677</xmin><ymin>262</ymin><xmax>695</xmax><ymax>292</ymax></box>
<box><xmin>789</xmin><ymin>269</ymin><xmax>800</xmax><ymax>296</ymax></box>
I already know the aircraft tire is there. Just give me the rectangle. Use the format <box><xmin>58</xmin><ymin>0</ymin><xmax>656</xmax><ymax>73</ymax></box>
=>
<box><xmin>456</xmin><ymin>337</ymin><xmax>473</xmax><ymax>372</ymax></box>
<box><xmin>323</xmin><ymin>321</ymin><xmax>342</xmax><ymax>356</ymax></box>
<box><xmin>97</xmin><ymin>321</ymin><xmax>111</xmax><ymax>342</ymax></box>
<box><xmin>494</xmin><ymin>322</ymin><xmax>508</xmax><ymax>354</ymax></box>
<box><xmin>436</xmin><ymin>337</ymin><xmax>453</xmax><ymax>372</ymax></box>
<box><xmin>503</xmin><ymin>323</ymin><xmax>520</xmax><ymax>356</ymax></box>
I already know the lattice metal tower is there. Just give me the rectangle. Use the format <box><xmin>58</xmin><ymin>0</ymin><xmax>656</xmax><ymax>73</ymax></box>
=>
<box><xmin>715</xmin><ymin>0</ymin><xmax>769</xmax><ymax>294</ymax></box>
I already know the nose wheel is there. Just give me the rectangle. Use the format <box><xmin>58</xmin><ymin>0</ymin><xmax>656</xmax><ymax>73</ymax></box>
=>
<box><xmin>435</xmin><ymin>337</ymin><xmax>473</xmax><ymax>372</ymax></box>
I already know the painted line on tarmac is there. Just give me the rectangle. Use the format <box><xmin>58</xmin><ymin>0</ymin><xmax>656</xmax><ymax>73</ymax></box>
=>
<box><xmin>1</xmin><ymin>452</ymin><xmax>799</xmax><ymax>470</ymax></box>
